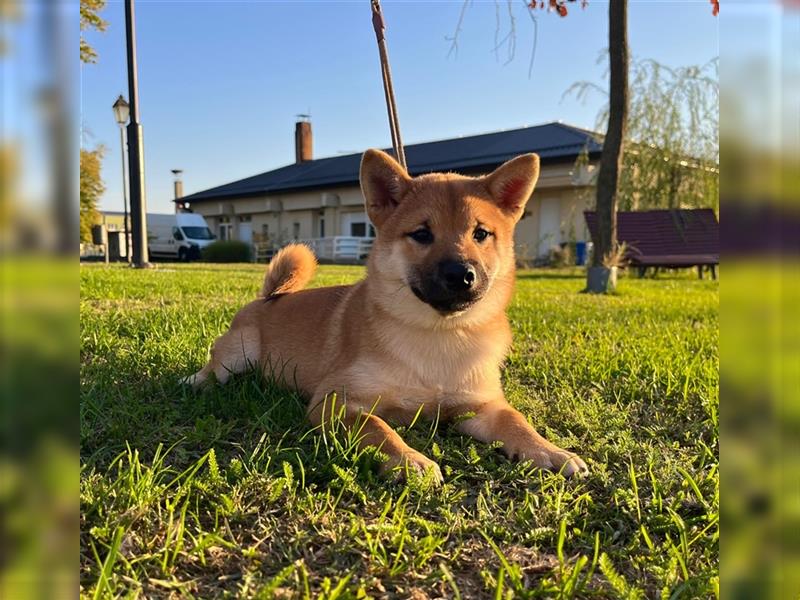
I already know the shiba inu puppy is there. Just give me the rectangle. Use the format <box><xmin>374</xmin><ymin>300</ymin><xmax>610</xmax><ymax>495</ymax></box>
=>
<box><xmin>186</xmin><ymin>149</ymin><xmax>588</xmax><ymax>482</ymax></box>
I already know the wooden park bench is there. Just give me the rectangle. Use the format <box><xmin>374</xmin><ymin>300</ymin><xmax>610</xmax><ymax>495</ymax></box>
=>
<box><xmin>584</xmin><ymin>208</ymin><xmax>719</xmax><ymax>279</ymax></box>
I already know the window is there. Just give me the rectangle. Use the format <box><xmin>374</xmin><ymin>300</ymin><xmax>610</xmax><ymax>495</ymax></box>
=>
<box><xmin>172</xmin><ymin>227</ymin><xmax>184</xmax><ymax>241</ymax></box>
<box><xmin>182</xmin><ymin>226</ymin><xmax>213</xmax><ymax>240</ymax></box>
<box><xmin>262</xmin><ymin>224</ymin><xmax>269</xmax><ymax>236</ymax></box>
<box><xmin>319</xmin><ymin>217</ymin><xmax>325</xmax><ymax>238</ymax></box>
<box><xmin>219</xmin><ymin>216</ymin><xmax>232</xmax><ymax>241</ymax></box>
<box><xmin>347</xmin><ymin>221</ymin><xmax>375</xmax><ymax>238</ymax></box>
<box><xmin>292</xmin><ymin>223</ymin><xmax>300</xmax><ymax>240</ymax></box>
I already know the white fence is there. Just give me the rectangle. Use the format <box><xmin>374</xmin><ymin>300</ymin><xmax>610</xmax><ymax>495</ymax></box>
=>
<box><xmin>80</xmin><ymin>243</ymin><xmax>107</xmax><ymax>260</ymax></box>
<box><xmin>300</xmin><ymin>236</ymin><xmax>374</xmax><ymax>262</ymax></box>
<box><xmin>253</xmin><ymin>243</ymin><xmax>275</xmax><ymax>263</ymax></box>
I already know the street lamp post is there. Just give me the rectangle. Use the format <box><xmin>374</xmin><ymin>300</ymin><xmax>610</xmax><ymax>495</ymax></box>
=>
<box><xmin>112</xmin><ymin>95</ymin><xmax>131</xmax><ymax>262</ymax></box>
<box><xmin>124</xmin><ymin>0</ymin><xmax>150</xmax><ymax>267</ymax></box>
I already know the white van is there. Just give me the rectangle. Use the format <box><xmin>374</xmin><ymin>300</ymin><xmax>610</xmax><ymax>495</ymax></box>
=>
<box><xmin>147</xmin><ymin>213</ymin><xmax>216</xmax><ymax>261</ymax></box>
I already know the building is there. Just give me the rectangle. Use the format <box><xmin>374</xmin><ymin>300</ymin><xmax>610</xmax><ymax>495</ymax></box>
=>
<box><xmin>79</xmin><ymin>211</ymin><xmax>131</xmax><ymax>261</ymax></box>
<box><xmin>176</xmin><ymin>121</ymin><xmax>602</xmax><ymax>261</ymax></box>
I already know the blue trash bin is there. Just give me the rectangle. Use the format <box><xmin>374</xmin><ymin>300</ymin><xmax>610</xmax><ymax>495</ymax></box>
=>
<box><xmin>575</xmin><ymin>241</ymin><xmax>587</xmax><ymax>266</ymax></box>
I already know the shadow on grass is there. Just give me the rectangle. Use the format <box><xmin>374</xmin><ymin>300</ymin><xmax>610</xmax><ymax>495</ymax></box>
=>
<box><xmin>81</xmin><ymin>353</ymin><xmax>309</xmax><ymax>467</ymax></box>
<box><xmin>80</xmin><ymin>350</ymin><xmax>532</xmax><ymax>494</ymax></box>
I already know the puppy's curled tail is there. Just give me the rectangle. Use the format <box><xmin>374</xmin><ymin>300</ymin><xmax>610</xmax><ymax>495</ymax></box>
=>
<box><xmin>261</xmin><ymin>243</ymin><xmax>317</xmax><ymax>297</ymax></box>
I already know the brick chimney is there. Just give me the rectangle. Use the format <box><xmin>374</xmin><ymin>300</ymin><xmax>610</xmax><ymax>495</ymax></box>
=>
<box><xmin>174</xmin><ymin>180</ymin><xmax>184</xmax><ymax>199</ymax></box>
<box><xmin>172</xmin><ymin>169</ymin><xmax>184</xmax><ymax>213</ymax></box>
<box><xmin>295</xmin><ymin>118</ymin><xmax>313</xmax><ymax>163</ymax></box>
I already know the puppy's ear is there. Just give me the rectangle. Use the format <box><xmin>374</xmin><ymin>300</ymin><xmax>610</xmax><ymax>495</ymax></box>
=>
<box><xmin>360</xmin><ymin>149</ymin><xmax>411</xmax><ymax>227</ymax></box>
<box><xmin>483</xmin><ymin>153</ymin><xmax>540</xmax><ymax>222</ymax></box>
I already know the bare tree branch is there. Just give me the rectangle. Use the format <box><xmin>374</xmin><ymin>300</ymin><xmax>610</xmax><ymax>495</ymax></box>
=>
<box><xmin>449</xmin><ymin>0</ymin><xmax>539</xmax><ymax>78</ymax></box>
<box><xmin>503</xmin><ymin>0</ymin><xmax>516</xmax><ymax>64</ymax></box>
<box><xmin>494</xmin><ymin>0</ymin><xmax>501</xmax><ymax>62</ymax></box>
<box><xmin>521</xmin><ymin>0</ymin><xmax>539</xmax><ymax>78</ymax></box>
<box><xmin>446</xmin><ymin>0</ymin><xmax>471</xmax><ymax>59</ymax></box>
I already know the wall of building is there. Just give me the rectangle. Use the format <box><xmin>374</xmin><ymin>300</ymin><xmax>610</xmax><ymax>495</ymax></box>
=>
<box><xmin>99</xmin><ymin>212</ymin><xmax>128</xmax><ymax>232</ymax></box>
<box><xmin>190</xmin><ymin>161</ymin><xmax>597</xmax><ymax>259</ymax></box>
<box><xmin>195</xmin><ymin>188</ymin><xmax>355</xmax><ymax>240</ymax></box>
<box><xmin>514</xmin><ymin>187</ymin><xmax>593</xmax><ymax>259</ymax></box>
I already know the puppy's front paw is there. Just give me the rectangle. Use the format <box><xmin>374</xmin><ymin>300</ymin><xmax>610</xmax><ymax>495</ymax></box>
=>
<box><xmin>382</xmin><ymin>451</ymin><xmax>443</xmax><ymax>486</ymax></box>
<box><xmin>517</xmin><ymin>446</ymin><xmax>589</xmax><ymax>479</ymax></box>
<box><xmin>181</xmin><ymin>369</ymin><xmax>210</xmax><ymax>390</ymax></box>
<box><xmin>549</xmin><ymin>450</ymin><xmax>588</xmax><ymax>478</ymax></box>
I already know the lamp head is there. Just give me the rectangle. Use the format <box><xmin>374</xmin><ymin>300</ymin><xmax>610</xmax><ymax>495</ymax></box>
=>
<box><xmin>112</xmin><ymin>95</ymin><xmax>130</xmax><ymax>125</ymax></box>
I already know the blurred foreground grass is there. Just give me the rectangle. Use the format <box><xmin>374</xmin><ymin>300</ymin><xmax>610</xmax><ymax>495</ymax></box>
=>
<box><xmin>2</xmin><ymin>259</ymin><xmax>77</xmax><ymax>599</ymax></box>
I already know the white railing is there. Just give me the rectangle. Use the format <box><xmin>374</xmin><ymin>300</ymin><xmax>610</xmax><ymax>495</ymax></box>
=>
<box><xmin>80</xmin><ymin>243</ymin><xmax>106</xmax><ymax>259</ymax></box>
<box><xmin>300</xmin><ymin>236</ymin><xmax>374</xmax><ymax>262</ymax></box>
<box><xmin>253</xmin><ymin>242</ymin><xmax>274</xmax><ymax>263</ymax></box>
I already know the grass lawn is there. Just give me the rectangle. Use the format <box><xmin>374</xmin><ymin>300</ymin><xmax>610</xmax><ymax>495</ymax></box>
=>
<box><xmin>80</xmin><ymin>263</ymin><xmax>718</xmax><ymax>599</ymax></box>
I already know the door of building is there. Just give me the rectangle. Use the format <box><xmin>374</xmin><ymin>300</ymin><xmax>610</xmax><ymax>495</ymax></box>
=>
<box><xmin>538</xmin><ymin>198</ymin><xmax>561</xmax><ymax>257</ymax></box>
<box><xmin>238</xmin><ymin>220</ymin><xmax>252</xmax><ymax>244</ymax></box>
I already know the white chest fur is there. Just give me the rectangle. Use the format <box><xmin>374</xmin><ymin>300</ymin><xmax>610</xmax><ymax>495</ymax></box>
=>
<box><xmin>343</xmin><ymin>317</ymin><xmax>509</xmax><ymax>414</ymax></box>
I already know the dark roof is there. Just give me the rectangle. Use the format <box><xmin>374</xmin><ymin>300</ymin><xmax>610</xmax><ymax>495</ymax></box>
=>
<box><xmin>584</xmin><ymin>209</ymin><xmax>719</xmax><ymax>267</ymax></box>
<box><xmin>180</xmin><ymin>122</ymin><xmax>602</xmax><ymax>203</ymax></box>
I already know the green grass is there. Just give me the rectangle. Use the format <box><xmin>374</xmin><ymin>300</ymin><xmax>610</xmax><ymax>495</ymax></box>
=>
<box><xmin>80</xmin><ymin>263</ymin><xmax>718</xmax><ymax>599</ymax></box>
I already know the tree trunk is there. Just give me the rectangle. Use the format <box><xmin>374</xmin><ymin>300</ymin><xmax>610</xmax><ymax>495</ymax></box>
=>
<box><xmin>587</xmin><ymin>0</ymin><xmax>628</xmax><ymax>292</ymax></box>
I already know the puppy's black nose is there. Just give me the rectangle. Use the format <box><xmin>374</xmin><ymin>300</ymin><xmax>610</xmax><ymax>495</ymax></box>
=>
<box><xmin>439</xmin><ymin>260</ymin><xmax>476</xmax><ymax>291</ymax></box>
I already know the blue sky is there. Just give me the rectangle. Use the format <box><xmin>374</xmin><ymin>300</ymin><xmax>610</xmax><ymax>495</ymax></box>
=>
<box><xmin>78</xmin><ymin>1</ymin><xmax>719</xmax><ymax>214</ymax></box>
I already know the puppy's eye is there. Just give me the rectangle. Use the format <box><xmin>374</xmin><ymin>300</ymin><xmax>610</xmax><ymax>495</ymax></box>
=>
<box><xmin>473</xmin><ymin>227</ymin><xmax>492</xmax><ymax>243</ymax></box>
<box><xmin>408</xmin><ymin>229</ymin><xmax>434</xmax><ymax>245</ymax></box>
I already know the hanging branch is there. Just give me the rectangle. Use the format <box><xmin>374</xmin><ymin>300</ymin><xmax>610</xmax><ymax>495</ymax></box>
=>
<box><xmin>446</xmin><ymin>0</ymin><xmax>472</xmax><ymax>58</ymax></box>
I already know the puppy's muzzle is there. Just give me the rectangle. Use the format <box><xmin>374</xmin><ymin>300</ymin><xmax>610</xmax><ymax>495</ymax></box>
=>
<box><xmin>439</xmin><ymin>260</ymin><xmax>476</xmax><ymax>292</ymax></box>
<box><xmin>412</xmin><ymin>260</ymin><xmax>486</xmax><ymax>314</ymax></box>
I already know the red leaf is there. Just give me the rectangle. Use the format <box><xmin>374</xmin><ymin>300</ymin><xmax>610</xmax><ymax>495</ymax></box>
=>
<box><xmin>558</xmin><ymin>4</ymin><xmax>568</xmax><ymax>16</ymax></box>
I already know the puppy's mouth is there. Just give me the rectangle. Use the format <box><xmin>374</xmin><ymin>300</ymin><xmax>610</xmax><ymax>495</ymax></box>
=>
<box><xmin>410</xmin><ymin>285</ymin><xmax>482</xmax><ymax>315</ymax></box>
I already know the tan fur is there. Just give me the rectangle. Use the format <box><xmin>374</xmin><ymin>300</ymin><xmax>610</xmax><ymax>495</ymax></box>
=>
<box><xmin>261</xmin><ymin>244</ymin><xmax>317</xmax><ymax>297</ymax></box>
<box><xmin>186</xmin><ymin>149</ymin><xmax>588</xmax><ymax>482</ymax></box>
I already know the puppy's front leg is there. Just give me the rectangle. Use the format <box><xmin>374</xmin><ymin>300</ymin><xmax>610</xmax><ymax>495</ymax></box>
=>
<box><xmin>307</xmin><ymin>395</ymin><xmax>443</xmax><ymax>484</ymax></box>
<box><xmin>456</xmin><ymin>399</ymin><xmax>588</xmax><ymax>478</ymax></box>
